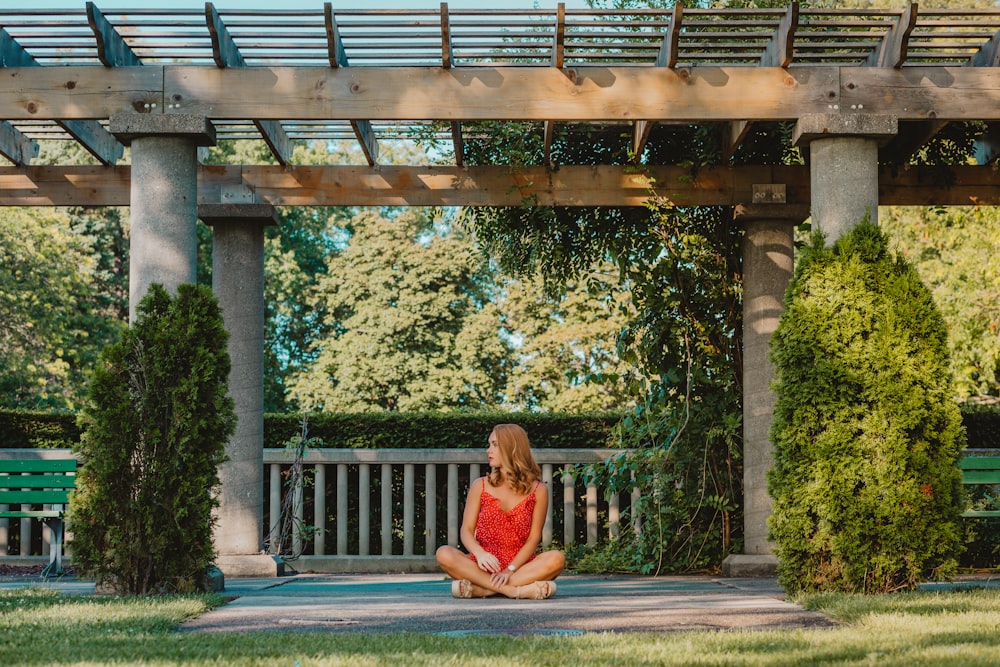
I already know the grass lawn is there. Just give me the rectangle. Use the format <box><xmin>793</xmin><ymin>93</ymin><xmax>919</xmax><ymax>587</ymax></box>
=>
<box><xmin>2</xmin><ymin>586</ymin><xmax>999</xmax><ymax>666</ymax></box>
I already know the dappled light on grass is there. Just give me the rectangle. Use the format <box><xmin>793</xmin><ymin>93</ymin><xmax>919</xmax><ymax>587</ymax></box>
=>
<box><xmin>2</xmin><ymin>588</ymin><xmax>1000</xmax><ymax>666</ymax></box>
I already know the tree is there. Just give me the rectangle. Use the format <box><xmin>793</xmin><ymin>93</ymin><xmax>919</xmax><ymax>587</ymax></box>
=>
<box><xmin>881</xmin><ymin>205</ymin><xmax>1000</xmax><ymax>398</ymax></box>
<box><xmin>0</xmin><ymin>207</ymin><xmax>122</xmax><ymax>410</ymax></box>
<box><xmin>499</xmin><ymin>264</ymin><xmax>636</xmax><ymax>412</ymax></box>
<box><xmin>69</xmin><ymin>284</ymin><xmax>235</xmax><ymax>594</ymax></box>
<box><xmin>768</xmin><ymin>221</ymin><xmax>965</xmax><ymax>594</ymax></box>
<box><xmin>288</xmin><ymin>208</ymin><xmax>512</xmax><ymax>411</ymax></box>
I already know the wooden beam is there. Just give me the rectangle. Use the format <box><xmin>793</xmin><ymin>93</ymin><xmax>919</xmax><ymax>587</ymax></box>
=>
<box><xmin>543</xmin><ymin>121</ymin><xmax>555</xmax><ymax>167</ymax></box>
<box><xmin>974</xmin><ymin>123</ymin><xmax>1000</xmax><ymax>164</ymax></box>
<box><xmin>656</xmin><ymin>3</ymin><xmax>683</xmax><ymax>69</ymax></box>
<box><xmin>0</xmin><ymin>29</ymin><xmax>125</xmax><ymax>165</ymax></box>
<box><xmin>762</xmin><ymin>2</ymin><xmax>798</xmax><ymax>69</ymax></box>
<box><xmin>970</xmin><ymin>31</ymin><xmax>1000</xmax><ymax>68</ymax></box>
<box><xmin>441</xmin><ymin>2</ymin><xmax>453</xmax><ymax>70</ymax></box>
<box><xmin>0</xmin><ymin>121</ymin><xmax>38</xmax><ymax>166</ymax></box>
<box><xmin>87</xmin><ymin>2</ymin><xmax>142</xmax><ymax>67</ymax></box>
<box><xmin>205</xmin><ymin>3</ymin><xmax>293</xmax><ymax>166</ymax></box>
<box><xmin>552</xmin><ymin>3</ymin><xmax>565</xmax><ymax>70</ymax></box>
<box><xmin>866</xmin><ymin>3</ymin><xmax>918</xmax><ymax>68</ymax></box>
<box><xmin>6</xmin><ymin>163</ymin><xmax>1000</xmax><ymax>208</ymax></box>
<box><xmin>726</xmin><ymin>4</ymin><xmax>798</xmax><ymax>160</ymax></box>
<box><xmin>8</xmin><ymin>65</ymin><xmax>1000</xmax><ymax>123</ymax></box>
<box><xmin>324</xmin><ymin>3</ymin><xmax>378</xmax><ymax>166</ymax></box>
<box><xmin>440</xmin><ymin>3</ymin><xmax>463</xmax><ymax>166</ymax></box>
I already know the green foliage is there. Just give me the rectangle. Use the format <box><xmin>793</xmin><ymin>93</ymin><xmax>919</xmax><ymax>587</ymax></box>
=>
<box><xmin>288</xmin><ymin>208</ymin><xmax>512</xmax><ymax>411</ymax></box>
<box><xmin>768</xmin><ymin>220</ymin><xmax>966</xmax><ymax>594</ymax></box>
<box><xmin>880</xmin><ymin>205</ymin><xmax>1000</xmax><ymax>399</ymax></box>
<box><xmin>961</xmin><ymin>403</ymin><xmax>1000</xmax><ymax>448</ymax></box>
<box><xmin>263</xmin><ymin>411</ymin><xmax>622</xmax><ymax>450</ymax></box>
<box><xmin>0</xmin><ymin>410</ymin><xmax>79</xmax><ymax>449</ymax></box>
<box><xmin>69</xmin><ymin>284</ymin><xmax>235</xmax><ymax>595</ymax></box>
<box><xmin>0</xmin><ymin>207</ymin><xmax>123</xmax><ymax>410</ymax></box>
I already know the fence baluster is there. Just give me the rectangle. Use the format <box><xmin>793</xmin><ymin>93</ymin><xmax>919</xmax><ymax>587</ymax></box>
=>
<box><xmin>403</xmin><ymin>464</ymin><xmax>415</xmax><ymax>555</ymax></box>
<box><xmin>359</xmin><ymin>463</ymin><xmax>371</xmax><ymax>555</ymax></box>
<box><xmin>314</xmin><ymin>463</ymin><xmax>326</xmax><ymax>556</ymax></box>
<box><xmin>447</xmin><ymin>463</ymin><xmax>458</xmax><ymax>547</ymax></box>
<box><xmin>542</xmin><ymin>464</ymin><xmax>553</xmax><ymax>547</ymax></box>
<box><xmin>563</xmin><ymin>469</ymin><xmax>575</xmax><ymax>545</ymax></box>
<box><xmin>425</xmin><ymin>463</ymin><xmax>436</xmax><ymax>555</ymax></box>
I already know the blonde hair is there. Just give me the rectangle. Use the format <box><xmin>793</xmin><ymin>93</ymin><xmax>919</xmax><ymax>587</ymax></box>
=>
<box><xmin>488</xmin><ymin>424</ymin><xmax>541</xmax><ymax>495</ymax></box>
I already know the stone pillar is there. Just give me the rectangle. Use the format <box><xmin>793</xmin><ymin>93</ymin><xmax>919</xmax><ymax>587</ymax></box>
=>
<box><xmin>793</xmin><ymin>113</ymin><xmax>897</xmax><ymax>243</ymax></box>
<box><xmin>722</xmin><ymin>195</ymin><xmax>807</xmax><ymax>578</ymax></box>
<box><xmin>109</xmin><ymin>114</ymin><xmax>216</xmax><ymax>321</ymax></box>
<box><xmin>199</xmin><ymin>203</ymin><xmax>283</xmax><ymax>578</ymax></box>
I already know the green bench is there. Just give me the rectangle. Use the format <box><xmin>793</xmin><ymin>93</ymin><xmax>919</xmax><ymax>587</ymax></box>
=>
<box><xmin>0</xmin><ymin>458</ymin><xmax>78</xmax><ymax>577</ymax></box>
<box><xmin>960</xmin><ymin>454</ymin><xmax>1000</xmax><ymax>518</ymax></box>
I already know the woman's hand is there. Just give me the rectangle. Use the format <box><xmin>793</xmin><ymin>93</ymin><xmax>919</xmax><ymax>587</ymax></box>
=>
<box><xmin>475</xmin><ymin>551</ymin><xmax>501</xmax><ymax>574</ymax></box>
<box><xmin>489</xmin><ymin>570</ymin><xmax>512</xmax><ymax>588</ymax></box>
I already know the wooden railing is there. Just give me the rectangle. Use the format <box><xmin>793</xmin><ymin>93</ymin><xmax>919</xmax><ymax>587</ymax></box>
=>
<box><xmin>0</xmin><ymin>448</ymin><xmax>633</xmax><ymax>571</ymax></box>
<box><xmin>263</xmin><ymin>448</ymin><xmax>636</xmax><ymax>570</ymax></box>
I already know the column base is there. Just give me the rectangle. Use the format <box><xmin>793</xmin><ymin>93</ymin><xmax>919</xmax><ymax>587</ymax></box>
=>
<box><xmin>721</xmin><ymin>554</ymin><xmax>778</xmax><ymax>578</ymax></box>
<box><xmin>216</xmin><ymin>554</ymin><xmax>285</xmax><ymax>578</ymax></box>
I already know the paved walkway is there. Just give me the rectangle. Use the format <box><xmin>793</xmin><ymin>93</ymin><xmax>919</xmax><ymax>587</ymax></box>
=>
<box><xmin>1</xmin><ymin>573</ymin><xmax>837</xmax><ymax>635</ymax></box>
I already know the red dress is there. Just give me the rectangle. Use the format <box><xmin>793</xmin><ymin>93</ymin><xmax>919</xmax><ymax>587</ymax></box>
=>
<box><xmin>470</xmin><ymin>478</ymin><xmax>539</xmax><ymax>570</ymax></box>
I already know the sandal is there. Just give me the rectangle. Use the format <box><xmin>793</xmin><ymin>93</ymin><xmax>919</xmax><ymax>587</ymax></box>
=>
<box><xmin>515</xmin><ymin>580</ymin><xmax>557</xmax><ymax>600</ymax></box>
<box><xmin>451</xmin><ymin>579</ymin><xmax>473</xmax><ymax>599</ymax></box>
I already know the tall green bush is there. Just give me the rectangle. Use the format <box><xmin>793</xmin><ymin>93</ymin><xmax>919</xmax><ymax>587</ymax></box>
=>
<box><xmin>68</xmin><ymin>284</ymin><xmax>235</xmax><ymax>594</ymax></box>
<box><xmin>768</xmin><ymin>221</ymin><xmax>966</xmax><ymax>594</ymax></box>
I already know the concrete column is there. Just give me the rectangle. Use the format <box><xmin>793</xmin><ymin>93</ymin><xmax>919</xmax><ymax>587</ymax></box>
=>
<box><xmin>722</xmin><ymin>198</ymin><xmax>807</xmax><ymax>578</ymax></box>
<box><xmin>109</xmin><ymin>114</ymin><xmax>216</xmax><ymax>321</ymax></box>
<box><xmin>793</xmin><ymin>113</ymin><xmax>897</xmax><ymax>243</ymax></box>
<box><xmin>199</xmin><ymin>203</ymin><xmax>282</xmax><ymax>578</ymax></box>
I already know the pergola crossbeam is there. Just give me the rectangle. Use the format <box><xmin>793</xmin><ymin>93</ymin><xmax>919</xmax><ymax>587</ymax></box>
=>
<box><xmin>0</xmin><ymin>121</ymin><xmax>38</xmax><ymax>166</ymax></box>
<box><xmin>325</xmin><ymin>3</ymin><xmax>378</xmax><ymax>166</ymax></box>
<box><xmin>6</xmin><ymin>163</ymin><xmax>1000</xmax><ymax>208</ymax></box>
<box><xmin>866</xmin><ymin>2</ymin><xmax>918</xmax><ymax>69</ymax></box>
<box><xmin>206</xmin><ymin>3</ymin><xmax>293</xmax><ymax>166</ymax></box>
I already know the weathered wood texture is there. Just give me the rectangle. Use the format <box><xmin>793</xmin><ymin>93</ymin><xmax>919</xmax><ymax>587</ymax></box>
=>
<box><xmin>4</xmin><ymin>164</ymin><xmax>998</xmax><ymax>208</ymax></box>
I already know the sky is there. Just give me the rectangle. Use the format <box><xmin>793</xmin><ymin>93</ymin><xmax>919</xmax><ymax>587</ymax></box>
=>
<box><xmin>19</xmin><ymin>0</ymin><xmax>596</xmax><ymax>9</ymax></box>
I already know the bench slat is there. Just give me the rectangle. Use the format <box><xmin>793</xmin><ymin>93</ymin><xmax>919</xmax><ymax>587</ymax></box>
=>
<box><xmin>961</xmin><ymin>470</ymin><xmax>1000</xmax><ymax>485</ymax></box>
<box><xmin>959</xmin><ymin>456</ymin><xmax>1000</xmax><ymax>471</ymax></box>
<box><xmin>0</xmin><ymin>510</ymin><xmax>63</xmax><ymax>519</ymax></box>
<box><xmin>0</xmin><ymin>490</ymin><xmax>70</xmax><ymax>504</ymax></box>
<box><xmin>0</xmin><ymin>460</ymin><xmax>77</xmax><ymax>473</ymax></box>
<box><xmin>961</xmin><ymin>509</ymin><xmax>1000</xmax><ymax>518</ymax></box>
<box><xmin>0</xmin><ymin>476</ymin><xmax>75</xmax><ymax>489</ymax></box>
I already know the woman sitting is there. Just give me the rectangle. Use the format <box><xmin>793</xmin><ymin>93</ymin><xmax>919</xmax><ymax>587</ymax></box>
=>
<box><xmin>436</xmin><ymin>423</ymin><xmax>565</xmax><ymax>599</ymax></box>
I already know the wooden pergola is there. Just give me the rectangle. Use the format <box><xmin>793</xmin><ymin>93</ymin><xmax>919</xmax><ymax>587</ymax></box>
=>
<box><xmin>4</xmin><ymin>2</ymin><xmax>999</xmax><ymax>576</ymax></box>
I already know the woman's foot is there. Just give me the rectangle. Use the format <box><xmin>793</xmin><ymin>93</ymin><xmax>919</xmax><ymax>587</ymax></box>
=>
<box><xmin>514</xmin><ymin>580</ymin><xmax>557</xmax><ymax>599</ymax></box>
<box><xmin>451</xmin><ymin>579</ymin><xmax>473</xmax><ymax>598</ymax></box>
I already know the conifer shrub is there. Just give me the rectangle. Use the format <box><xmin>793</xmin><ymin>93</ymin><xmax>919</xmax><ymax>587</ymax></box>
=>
<box><xmin>69</xmin><ymin>284</ymin><xmax>235</xmax><ymax>594</ymax></box>
<box><xmin>768</xmin><ymin>221</ymin><xmax>966</xmax><ymax>594</ymax></box>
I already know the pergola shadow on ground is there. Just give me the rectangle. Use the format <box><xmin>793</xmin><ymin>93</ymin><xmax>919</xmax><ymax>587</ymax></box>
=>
<box><xmin>4</xmin><ymin>3</ymin><xmax>1000</xmax><ymax>576</ymax></box>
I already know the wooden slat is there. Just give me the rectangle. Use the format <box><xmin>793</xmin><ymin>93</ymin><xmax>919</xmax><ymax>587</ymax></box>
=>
<box><xmin>960</xmin><ymin>456</ymin><xmax>1000</xmax><ymax>470</ymax></box>
<box><xmin>10</xmin><ymin>163</ymin><xmax>1000</xmax><ymax>208</ymax></box>
<box><xmin>0</xmin><ymin>460</ymin><xmax>77</xmax><ymax>473</ymax></box>
<box><xmin>866</xmin><ymin>3</ymin><xmax>918</xmax><ymax>68</ymax></box>
<box><xmin>0</xmin><ymin>477</ymin><xmax>75</xmax><ymax>489</ymax></box>
<box><xmin>205</xmin><ymin>2</ymin><xmax>293</xmax><ymax>166</ymax></box>
<box><xmin>0</xmin><ymin>490</ymin><xmax>70</xmax><ymax>504</ymax></box>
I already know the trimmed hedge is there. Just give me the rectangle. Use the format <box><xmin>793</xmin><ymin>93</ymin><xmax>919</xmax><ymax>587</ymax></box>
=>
<box><xmin>264</xmin><ymin>411</ymin><xmax>624</xmax><ymax>450</ymax></box>
<box><xmin>2</xmin><ymin>406</ymin><xmax>995</xmax><ymax>451</ymax></box>
<box><xmin>0</xmin><ymin>410</ymin><xmax>80</xmax><ymax>449</ymax></box>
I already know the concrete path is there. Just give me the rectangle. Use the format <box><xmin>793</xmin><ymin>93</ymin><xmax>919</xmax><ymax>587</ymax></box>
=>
<box><xmin>0</xmin><ymin>572</ymin><xmax>836</xmax><ymax>635</ymax></box>
<box><xmin>189</xmin><ymin>574</ymin><xmax>839</xmax><ymax>634</ymax></box>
